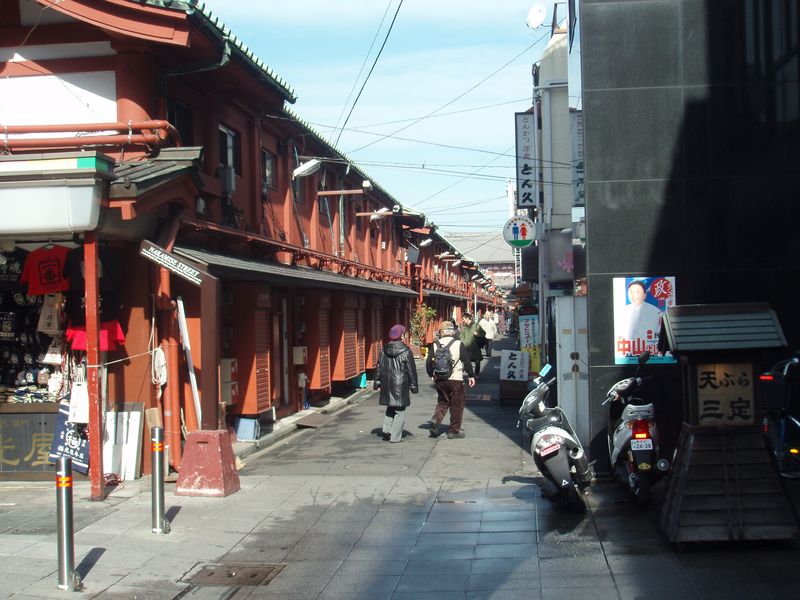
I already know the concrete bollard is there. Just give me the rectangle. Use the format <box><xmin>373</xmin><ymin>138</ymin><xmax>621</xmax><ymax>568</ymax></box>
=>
<box><xmin>56</xmin><ymin>456</ymin><xmax>82</xmax><ymax>591</ymax></box>
<box><xmin>150</xmin><ymin>427</ymin><xmax>170</xmax><ymax>534</ymax></box>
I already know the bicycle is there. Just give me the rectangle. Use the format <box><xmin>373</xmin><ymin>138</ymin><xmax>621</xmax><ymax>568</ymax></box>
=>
<box><xmin>758</xmin><ymin>357</ymin><xmax>800</xmax><ymax>479</ymax></box>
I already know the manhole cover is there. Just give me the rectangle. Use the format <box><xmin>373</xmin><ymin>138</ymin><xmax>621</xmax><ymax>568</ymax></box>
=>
<box><xmin>184</xmin><ymin>563</ymin><xmax>285</xmax><ymax>586</ymax></box>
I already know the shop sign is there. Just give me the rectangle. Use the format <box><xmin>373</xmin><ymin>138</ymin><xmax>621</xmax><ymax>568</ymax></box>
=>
<box><xmin>515</xmin><ymin>112</ymin><xmax>538</xmax><ymax>208</ymax></box>
<box><xmin>48</xmin><ymin>401</ymin><xmax>89</xmax><ymax>474</ymax></box>
<box><xmin>519</xmin><ymin>314</ymin><xmax>541</xmax><ymax>378</ymax></box>
<box><xmin>139</xmin><ymin>240</ymin><xmax>207</xmax><ymax>286</ymax></box>
<box><xmin>0</xmin><ymin>410</ymin><xmax>58</xmax><ymax>472</ymax></box>
<box><xmin>500</xmin><ymin>350</ymin><xmax>529</xmax><ymax>381</ymax></box>
<box><xmin>695</xmin><ymin>363</ymin><xmax>754</xmax><ymax>426</ymax></box>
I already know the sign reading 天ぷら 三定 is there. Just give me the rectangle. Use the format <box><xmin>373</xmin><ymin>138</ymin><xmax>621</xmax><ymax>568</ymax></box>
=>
<box><xmin>695</xmin><ymin>363</ymin><xmax>754</xmax><ymax>426</ymax></box>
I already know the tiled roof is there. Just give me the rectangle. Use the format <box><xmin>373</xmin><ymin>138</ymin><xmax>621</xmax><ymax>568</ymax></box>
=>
<box><xmin>440</xmin><ymin>231</ymin><xmax>514</xmax><ymax>265</ymax></box>
<box><xmin>138</xmin><ymin>1</ymin><xmax>296</xmax><ymax>103</ymax></box>
<box><xmin>109</xmin><ymin>146</ymin><xmax>203</xmax><ymax>198</ymax></box>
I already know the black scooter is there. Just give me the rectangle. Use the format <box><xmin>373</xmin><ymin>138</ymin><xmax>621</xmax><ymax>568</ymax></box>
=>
<box><xmin>518</xmin><ymin>364</ymin><xmax>593</xmax><ymax>512</ymax></box>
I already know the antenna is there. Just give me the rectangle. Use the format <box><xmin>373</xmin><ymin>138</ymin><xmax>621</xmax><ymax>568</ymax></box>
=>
<box><xmin>526</xmin><ymin>4</ymin><xmax>547</xmax><ymax>29</ymax></box>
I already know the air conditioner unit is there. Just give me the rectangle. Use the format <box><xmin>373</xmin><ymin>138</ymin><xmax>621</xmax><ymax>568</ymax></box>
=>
<box><xmin>217</xmin><ymin>165</ymin><xmax>236</xmax><ymax>196</ymax></box>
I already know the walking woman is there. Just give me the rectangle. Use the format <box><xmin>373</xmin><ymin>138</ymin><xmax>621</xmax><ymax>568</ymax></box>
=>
<box><xmin>374</xmin><ymin>324</ymin><xmax>419</xmax><ymax>442</ymax></box>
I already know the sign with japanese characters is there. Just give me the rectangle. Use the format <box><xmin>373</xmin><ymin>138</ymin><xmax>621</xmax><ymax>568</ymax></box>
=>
<box><xmin>500</xmin><ymin>350</ymin><xmax>529</xmax><ymax>381</ymax></box>
<box><xmin>696</xmin><ymin>363</ymin><xmax>754</xmax><ymax>426</ymax></box>
<box><xmin>515</xmin><ymin>112</ymin><xmax>537</xmax><ymax>209</ymax></box>
<box><xmin>0</xmin><ymin>409</ymin><xmax>57</xmax><ymax>472</ymax></box>
<box><xmin>48</xmin><ymin>401</ymin><xmax>89</xmax><ymax>474</ymax></box>
<box><xmin>613</xmin><ymin>276</ymin><xmax>676</xmax><ymax>364</ymax></box>
<box><xmin>518</xmin><ymin>314</ymin><xmax>541</xmax><ymax>378</ymax></box>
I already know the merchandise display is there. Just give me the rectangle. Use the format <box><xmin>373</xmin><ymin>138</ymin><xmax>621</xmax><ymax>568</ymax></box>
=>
<box><xmin>0</xmin><ymin>244</ymin><xmax>124</xmax><ymax>407</ymax></box>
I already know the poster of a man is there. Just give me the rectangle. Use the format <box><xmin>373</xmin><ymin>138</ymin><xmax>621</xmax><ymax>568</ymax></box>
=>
<box><xmin>613</xmin><ymin>276</ymin><xmax>676</xmax><ymax>364</ymax></box>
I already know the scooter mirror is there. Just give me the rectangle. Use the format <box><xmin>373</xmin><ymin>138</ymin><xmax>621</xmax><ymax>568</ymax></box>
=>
<box><xmin>538</xmin><ymin>364</ymin><xmax>552</xmax><ymax>378</ymax></box>
<box><xmin>637</xmin><ymin>351</ymin><xmax>651</xmax><ymax>365</ymax></box>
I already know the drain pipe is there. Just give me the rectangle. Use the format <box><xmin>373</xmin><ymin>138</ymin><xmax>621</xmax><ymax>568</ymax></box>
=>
<box><xmin>156</xmin><ymin>208</ymin><xmax>185</xmax><ymax>472</ymax></box>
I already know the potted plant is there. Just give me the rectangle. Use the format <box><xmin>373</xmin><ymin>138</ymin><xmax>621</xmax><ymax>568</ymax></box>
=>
<box><xmin>409</xmin><ymin>303</ymin><xmax>436</xmax><ymax>357</ymax></box>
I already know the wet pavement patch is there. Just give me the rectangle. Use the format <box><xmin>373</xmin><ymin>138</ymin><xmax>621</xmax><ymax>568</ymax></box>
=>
<box><xmin>183</xmin><ymin>563</ymin><xmax>285</xmax><ymax>586</ymax></box>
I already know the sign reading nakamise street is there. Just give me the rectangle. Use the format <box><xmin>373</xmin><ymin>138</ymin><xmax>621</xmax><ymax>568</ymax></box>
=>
<box><xmin>139</xmin><ymin>240</ymin><xmax>206</xmax><ymax>286</ymax></box>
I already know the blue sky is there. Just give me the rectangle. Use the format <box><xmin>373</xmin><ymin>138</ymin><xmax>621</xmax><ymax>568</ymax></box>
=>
<box><xmin>199</xmin><ymin>1</ymin><xmax>556</xmax><ymax>232</ymax></box>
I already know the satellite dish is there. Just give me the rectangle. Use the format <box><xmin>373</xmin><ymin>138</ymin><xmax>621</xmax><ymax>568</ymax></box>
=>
<box><xmin>526</xmin><ymin>4</ymin><xmax>547</xmax><ymax>29</ymax></box>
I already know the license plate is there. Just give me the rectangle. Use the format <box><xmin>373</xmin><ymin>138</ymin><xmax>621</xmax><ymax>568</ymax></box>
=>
<box><xmin>631</xmin><ymin>439</ymin><xmax>653</xmax><ymax>450</ymax></box>
<box><xmin>539</xmin><ymin>443</ymin><xmax>560</xmax><ymax>457</ymax></box>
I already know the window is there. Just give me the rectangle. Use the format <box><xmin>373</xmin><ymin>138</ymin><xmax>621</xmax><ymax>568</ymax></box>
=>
<box><xmin>218</xmin><ymin>124</ymin><xmax>241</xmax><ymax>174</ymax></box>
<box><xmin>261</xmin><ymin>149</ymin><xmax>277</xmax><ymax>192</ymax></box>
<box><xmin>355</xmin><ymin>202</ymin><xmax>364</xmax><ymax>233</ymax></box>
<box><xmin>166</xmin><ymin>98</ymin><xmax>193</xmax><ymax>146</ymax></box>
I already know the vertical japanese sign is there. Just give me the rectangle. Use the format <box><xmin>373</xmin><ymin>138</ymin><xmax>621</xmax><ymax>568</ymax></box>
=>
<box><xmin>695</xmin><ymin>363</ymin><xmax>754</xmax><ymax>425</ymax></box>
<box><xmin>519</xmin><ymin>314</ymin><xmax>541</xmax><ymax>378</ymax></box>
<box><xmin>613</xmin><ymin>276</ymin><xmax>676</xmax><ymax>364</ymax></box>
<box><xmin>515</xmin><ymin>112</ymin><xmax>537</xmax><ymax>209</ymax></box>
<box><xmin>500</xmin><ymin>350</ymin><xmax>529</xmax><ymax>381</ymax></box>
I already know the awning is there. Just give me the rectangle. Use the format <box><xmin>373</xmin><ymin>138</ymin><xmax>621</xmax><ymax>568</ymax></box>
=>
<box><xmin>661</xmin><ymin>303</ymin><xmax>787</xmax><ymax>353</ymax></box>
<box><xmin>424</xmin><ymin>289</ymin><xmax>466</xmax><ymax>302</ymax></box>
<box><xmin>173</xmin><ymin>246</ymin><xmax>417</xmax><ymax>297</ymax></box>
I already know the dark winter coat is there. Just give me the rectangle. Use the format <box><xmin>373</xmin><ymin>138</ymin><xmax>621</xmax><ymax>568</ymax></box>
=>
<box><xmin>374</xmin><ymin>340</ymin><xmax>419</xmax><ymax>407</ymax></box>
<box><xmin>459</xmin><ymin>322</ymin><xmax>484</xmax><ymax>362</ymax></box>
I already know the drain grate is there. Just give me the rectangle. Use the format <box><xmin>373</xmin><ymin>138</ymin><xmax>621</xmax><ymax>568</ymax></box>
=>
<box><xmin>184</xmin><ymin>563</ymin><xmax>285</xmax><ymax>587</ymax></box>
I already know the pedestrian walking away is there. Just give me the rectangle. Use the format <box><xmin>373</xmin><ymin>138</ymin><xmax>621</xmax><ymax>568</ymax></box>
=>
<box><xmin>458</xmin><ymin>312</ymin><xmax>483</xmax><ymax>377</ymax></box>
<box><xmin>425</xmin><ymin>320</ymin><xmax>475</xmax><ymax>439</ymax></box>
<box><xmin>479</xmin><ymin>311</ymin><xmax>498</xmax><ymax>357</ymax></box>
<box><xmin>374</xmin><ymin>323</ymin><xmax>419</xmax><ymax>442</ymax></box>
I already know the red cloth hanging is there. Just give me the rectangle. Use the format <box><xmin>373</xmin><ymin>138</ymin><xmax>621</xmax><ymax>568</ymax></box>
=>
<box><xmin>65</xmin><ymin>320</ymin><xmax>126</xmax><ymax>351</ymax></box>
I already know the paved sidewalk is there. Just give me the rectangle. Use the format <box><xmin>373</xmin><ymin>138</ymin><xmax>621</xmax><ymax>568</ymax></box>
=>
<box><xmin>1</xmin><ymin>334</ymin><xmax>799</xmax><ymax>599</ymax></box>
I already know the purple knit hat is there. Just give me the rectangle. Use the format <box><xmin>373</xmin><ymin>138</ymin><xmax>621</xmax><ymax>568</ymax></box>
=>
<box><xmin>389</xmin><ymin>324</ymin><xmax>405</xmax><ymax>340</ymax></box>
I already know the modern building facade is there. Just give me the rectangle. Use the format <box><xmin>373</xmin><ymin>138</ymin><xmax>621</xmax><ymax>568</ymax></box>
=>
<box><xmin>574</xmin><ymin>0</ymin><xmax>800</xmax><ymax>463</ymax></box>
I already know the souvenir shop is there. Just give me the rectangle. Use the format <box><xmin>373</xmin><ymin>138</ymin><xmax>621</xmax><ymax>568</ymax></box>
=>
<box><xmin>0</xmin><ymin>241</ymin><xmax>124</xmax><ymax>476</ymax></box>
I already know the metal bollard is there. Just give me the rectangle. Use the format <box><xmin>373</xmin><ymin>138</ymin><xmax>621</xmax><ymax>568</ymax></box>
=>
<box><xmin>56</xmin><ymin>456</ymin><xmax>82</xmax><ymax>591</ymax></box>
<box><xmin>150</xmin><ymin>426</ymin><xmax>170</xmax><ymax>534</ymax></box>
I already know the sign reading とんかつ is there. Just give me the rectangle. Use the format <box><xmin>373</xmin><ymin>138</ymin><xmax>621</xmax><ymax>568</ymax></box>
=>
<box><xmin>500</xmin><ymin>350</ymin><xmax>529</xmax><ymax>382</ymax></box>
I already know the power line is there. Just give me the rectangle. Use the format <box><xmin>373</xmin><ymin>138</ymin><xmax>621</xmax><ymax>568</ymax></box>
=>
<box><xmin>345</xmin><ymin>31</ymin><xmax>551</xmax><ymax>155</ymax></box>
<box><xmin>333</xmin><ymin>0</ymin><xmax>404</xmax><ymax>147</ymax></box>
<box><xmin>264</xmin><ymin>113</ymin><xmax>572</xmax><ymax>167</ymax></box>
<box><xmin>330</xmin><ymin>1</ymin><xmax>395</xmax><ymax>144</ymax></box>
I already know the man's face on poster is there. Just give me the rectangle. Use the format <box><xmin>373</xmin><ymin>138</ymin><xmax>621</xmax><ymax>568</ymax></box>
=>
<box><xmin>628</xmin><ymin>283</ymin><xmax>646</xmax><ymax>306</ymax></box>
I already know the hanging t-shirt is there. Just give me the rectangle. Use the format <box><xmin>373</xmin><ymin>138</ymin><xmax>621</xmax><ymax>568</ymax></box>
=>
<box><xmin>65</xmin><ymin>320</ymin><xmax>126</xmax><ymax>352</ymax></box>
<box><xmin>63</xmin><ymin>246</ymin><xmax>117</xmax><ymax>291</ymax></box>
<box><xmin>20</xmin><ymin>245</ymin><xmax>70</xmax><ymax>295</ymax></box>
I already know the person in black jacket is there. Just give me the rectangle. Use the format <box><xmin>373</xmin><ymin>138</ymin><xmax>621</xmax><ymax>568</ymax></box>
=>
<box><xmin>374</xmin><ymin>324</ymin><xmax>419</xmax><ymax>442</ymax></box>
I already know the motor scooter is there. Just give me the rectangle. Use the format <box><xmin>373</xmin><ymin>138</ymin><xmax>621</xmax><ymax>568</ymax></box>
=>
<box><xmin>603</xmin><ymin>351</ymin><xmax>669</xmax><ymax>506</ymax></box>
<box><xmin>518</xmin><ymin>364</ymin><xmax>593</xmax><ymax>513</ymax></box>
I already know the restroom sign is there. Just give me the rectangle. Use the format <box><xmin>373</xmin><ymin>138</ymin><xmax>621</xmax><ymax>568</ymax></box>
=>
<box><xmin>503</xmin><ymin>216</ymin><xmax>536</xmax><ymax>248</ymax></box>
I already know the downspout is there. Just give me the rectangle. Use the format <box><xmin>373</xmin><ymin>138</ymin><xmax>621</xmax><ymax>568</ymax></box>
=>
<box><xmin>156</xmin><ymin>207</ymin><xmax>185</xmax><ymax>472</ymax></box>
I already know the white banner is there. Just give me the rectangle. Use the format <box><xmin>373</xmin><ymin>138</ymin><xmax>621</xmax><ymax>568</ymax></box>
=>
<box><xmin>515</xmin><ymin>112</ymin><xmax>537</xmax><ymax>209</ymax></box>
<box><xmin>500</xmin><ymin>350</ymin><xmax>529</xmax><ymax>381</ymax></box>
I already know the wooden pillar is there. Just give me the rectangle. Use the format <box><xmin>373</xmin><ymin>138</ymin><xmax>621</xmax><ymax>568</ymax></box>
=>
<box><xmin>84</xmin><ymin>231</ymin><xmax>104</xmax><ymax>500</ymax></box>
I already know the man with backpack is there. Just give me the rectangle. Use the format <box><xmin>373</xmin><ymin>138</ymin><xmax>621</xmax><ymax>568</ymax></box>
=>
<box><xmin>425</xmin><ymin>321</ymin><xmax>476</xmax><ymax>439</ymax></box>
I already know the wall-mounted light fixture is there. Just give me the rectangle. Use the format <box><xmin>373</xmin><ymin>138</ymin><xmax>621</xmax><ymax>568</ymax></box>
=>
<box><xmin>292</xmin><ymin>159</ymin><xmax>321</xmax><ymax>180</ymax></box>
<box><xmin>419</xmin><ymin>238</ymin><xmax>433</xmax><ymax>247</ymax></box>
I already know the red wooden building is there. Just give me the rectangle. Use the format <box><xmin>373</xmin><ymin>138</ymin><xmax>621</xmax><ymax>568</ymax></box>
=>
<box><xmin>0</xmin><ymin>0</ymin><xmax>501</xmax><ymax>494</ymax></box>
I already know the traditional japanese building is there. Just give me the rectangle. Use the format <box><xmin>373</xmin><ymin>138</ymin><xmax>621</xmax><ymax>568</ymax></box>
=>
<box><xmin>0</xmin><ymin>0</ymin><xmax>500</xmax><ymax>492</ymax></box>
